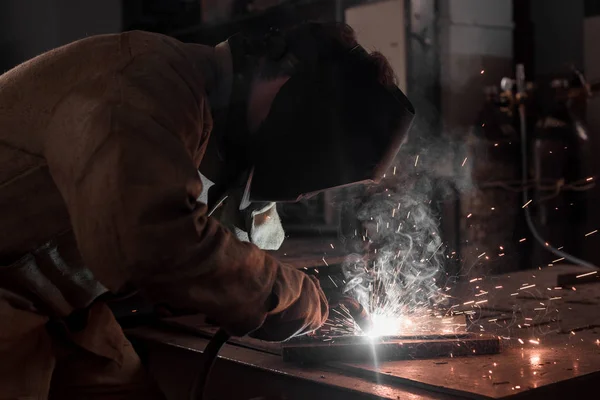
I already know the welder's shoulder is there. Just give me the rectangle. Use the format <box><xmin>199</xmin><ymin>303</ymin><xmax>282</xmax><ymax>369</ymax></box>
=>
<box><xmin>123</xmin><ymin>30</ymin><xmax>209</xmax><ymax>100</ymax></box>
<box><xmin>115</xmin><ymin>31</ymin><xmax>212</xmax><ymax>143</ymax></box>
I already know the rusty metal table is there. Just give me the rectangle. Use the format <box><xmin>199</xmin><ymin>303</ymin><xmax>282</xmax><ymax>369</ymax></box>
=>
<box><xmin>127</xmin><ymin>265</ymin><xmax>600</xmax><ymax>400</ymax></box>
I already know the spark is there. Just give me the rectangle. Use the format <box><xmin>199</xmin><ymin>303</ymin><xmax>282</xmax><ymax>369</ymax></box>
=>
<box><xmin>495</xmin><ymin>286</ymin><xmax>503</xmax><ymax>289</ymax></box>
<box><xmin>322</xmin><ymin>258</ymin><xmax>329</xmax><ymax>266</ymax></box>
<box><xmin>414</xmin><ymin>155</ymin><xmax>419</xmax><ymax>167</ymax></box>
<box><xmin>328</xmin><ymin>275</ymin><xmax>338</xmax><ymax>287</ymax></box>
<box><xmin>476</xmin><ymin>300</ymin><xmax>488</xmax><ymax>304</ymax></box>
<box><xmin>499</xmin><ymin>253</ymin><xmax>505</xmax><ymax>257</ymax></box>
<box><xmin>549</xmin><ymin>297</ymin><xmax>562</xmax><ymax>300</ymax></box>
<box><xmin>519</xmin><ymin>284</ymin><xmax>536</xmax><ymax>290</ymax></box>
<box><xmin>488</xmin><ymin>319</ymin><xmax>498</xmax><ymax>322</ymax></box>
<box><xmin>491</xmin><ymin>207</ymin><xmax>495</xmax><ymax>210</ymax></box>
<box><xmin>462</xmin><ymin>157</ymin><xmax>468</xmax><ymax>167</ymax></box>
<box><xmin>510</xmin><ymin>292</ymin><xmax>519</xmax><ymax>296</ymax></box>
<box><xmin>480</xmin><ymin>69</ymin><xmax>485</xmax><ymax>74</ymax></box>
<box><xmin>469</xmin><ymin>278</ymin><xmax>479</xmax><ymax>282</ymax></box>
<box><xmin>518</xmin><ymin>338</ymin><xmax>524</xmax><ymax>344</ymax></box>
<box><xmin>463</xmin><ymin>301</ymin><xmax>475</xmax><ymax>305</ymax></box>
<box><xmin>529</xmin><ymin>340</ymin><xmax>540</xmax><ymax>345</ymax></box>
<box><xmin>393</xmin><ymin>166</ymin><xmax>397</xmax><ymax>175</ymax></box>
<box><xmin>585</xmin><ymin>230</ymin><xmax>598</xmax><ymax>237</ymax></box>
<box><xmin>552</xmin><ymin>257</ymin><xmax>565</xmax><ymax>263</ymax></box>
<box><xmin>522</xmin><ymin>199</ymin><xmax>532</xmax><ymax>208</ymax></box>
<box><xmin>586</xmin><ymin>177</ymin><xmax>594</xmax><ymax>182</ymax></box>
<box><xmin>576</xmin><ymin>271</ymin><xmax>597</xmax><ymax>278</ymax></box>
<box><xmin>478</xmin><ymin>252</ymin><xmax>486</xmax><ymax>258</ymax></box>
<box><xmin>519</xmin><ymin>238</ymin><xmax>527</xmax><ymax>242</ymax></box>
<box><xmin>330</xmin><ymin>243</ymin><xmax>335</xmax><ymax>249</ymax></box>
<box><xmin>467</xmin><ymin>213</ymin><xmax>472</xmax><ymax>218</ymax></box>
<box><xmin>572</xmin><ymin>287</ymin><xmax>577</xmax><ymax>291</ymax></box>
<box><xmin>499</xmin><ymin>246</ymin><xmax>504</xmax><ymax>250</ymax></box>
<box><xmin>534</xmin><ymin>308</ymin><xmax>546</xmax><ymax>311</ymax></box>
<box><xmin>494</xmin><ymin>143</ymin><xmax>498</xmax><ymax>147</ymax></box>
<box><xmin>392</xmin><ymin>209</ymin><xmax>396</xmax><ymax>217</ymax></box>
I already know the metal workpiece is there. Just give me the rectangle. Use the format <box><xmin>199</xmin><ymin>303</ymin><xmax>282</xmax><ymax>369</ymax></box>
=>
<box><xmin>282</xmin><ymin>334</ymin><xmax>501</xmax><ymax>363</ymax></box>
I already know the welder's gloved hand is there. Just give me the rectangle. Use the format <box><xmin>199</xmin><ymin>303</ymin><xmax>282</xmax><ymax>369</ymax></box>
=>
<box><xmin>247</xmin><ymin>274</ymin><xmax>328</xmax><ymax>342</ymax></box>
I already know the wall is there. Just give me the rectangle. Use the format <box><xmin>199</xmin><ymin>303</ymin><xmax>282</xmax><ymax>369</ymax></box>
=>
<box><xmin>531</xmin><ymin>0</ymin><xmax>584</xmax><ymax>76</ymax></box>
<box><xmin>583</xmin><ymin>15</ymin><xmax>600</xmax><ymax>266</ymax></box>
<box><xmin>437</xmin><ymin>0</ymin><xmax>514</xmax><ymax>274</ymax></box>
<box><xmin>345</xmin><ymin>0</ymin><xmax>407</xmax><ymax>92</ymax></box>
<box><xmin>0</xmin><ymin>0</ymin><xmax>122</xmax><ymax>72</ymax></box>
<box><xmin>439</xmin><ymin>0</ymin><xmax>513</xmax><ymax>133</ymax></box>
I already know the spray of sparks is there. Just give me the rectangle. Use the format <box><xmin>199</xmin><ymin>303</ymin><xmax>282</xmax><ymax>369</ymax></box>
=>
<box><xmin>335</xmin><ymin>164</ymin><xmax>449</xmax><ymax>337</ymax></box>
<box><xmin>318</xmin><ymin>137</ymin><xmax>599</xmax><ymax>365</ymax></box>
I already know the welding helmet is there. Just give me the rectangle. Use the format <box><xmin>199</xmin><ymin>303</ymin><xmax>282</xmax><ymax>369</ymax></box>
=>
<box><xmin>224</xmin><ymin>23</ymin><xmax>415</xmax><ymax>203</ymax></box>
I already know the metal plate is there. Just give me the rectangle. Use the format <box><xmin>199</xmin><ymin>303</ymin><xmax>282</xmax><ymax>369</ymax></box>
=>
<box><xmin>282</xmin><ymin>334</ymin><xmax>501</xmax><ymax>363</ymax></box>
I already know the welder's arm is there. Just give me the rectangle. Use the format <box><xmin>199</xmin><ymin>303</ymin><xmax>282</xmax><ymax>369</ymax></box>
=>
<box><xmin>44</xmin><ymin>105</ymin><xmax>328</xmax><ymax>341</ymax></box>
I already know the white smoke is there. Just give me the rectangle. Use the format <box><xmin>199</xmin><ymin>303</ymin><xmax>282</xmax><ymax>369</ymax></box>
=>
<box><xmin>340</xmin><ymin>136</ymin><xmax>472</xmax><ymax>336</ymax></box>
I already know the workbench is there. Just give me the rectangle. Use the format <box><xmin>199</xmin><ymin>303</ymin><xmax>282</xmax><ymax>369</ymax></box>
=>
<box><xmin>127</xmin><ymin>263</ymin><xmax>600</xmax><ymax>400</ymax></box>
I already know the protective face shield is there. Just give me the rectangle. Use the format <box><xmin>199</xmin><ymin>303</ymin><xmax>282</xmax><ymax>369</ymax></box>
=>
<box><xmin>225</xmin><ymin>24</ymin><xmax>415</xmax><ymax>204</ymax></box>
<box><xmin>245</xmin><ymin>61</ymin><xmax>414</xmax><ymax>202</ymax></box>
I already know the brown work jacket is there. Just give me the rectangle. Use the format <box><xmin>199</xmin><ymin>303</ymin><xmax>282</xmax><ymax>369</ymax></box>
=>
<box><xmin>0</xmin><ymin>31</ymin><xmax>328</xmax><ymax>348</ymax></box>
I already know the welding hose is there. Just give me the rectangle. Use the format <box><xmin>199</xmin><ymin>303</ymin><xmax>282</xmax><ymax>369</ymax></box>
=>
<box><xmin>189</xmin><ymin>328</ymin><xmax>230</xmax><ymax>400</ymax></box>
<box><xmin>516</xmin><ymin>65</ymin><xmax>599</xmax><ymax>270</ymax></box>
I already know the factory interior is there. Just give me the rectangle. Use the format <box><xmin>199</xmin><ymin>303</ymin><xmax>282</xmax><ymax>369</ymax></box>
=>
<box><xmin>2</xmin><ymin>0</ymin><xmax>600</xmax><ymax>399</ymax></box>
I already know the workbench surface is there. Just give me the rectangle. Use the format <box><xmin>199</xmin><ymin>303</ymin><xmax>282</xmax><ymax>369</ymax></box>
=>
<box><xmin>128</xmin><ymin>265</ymin><xmax>600</xmax><ymax>399</ymax></box>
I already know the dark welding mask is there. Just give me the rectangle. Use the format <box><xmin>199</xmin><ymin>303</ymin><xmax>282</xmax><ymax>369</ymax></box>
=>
<box><xmin>225</xmin><ymin>24</ymin><xmax>415</xmax><ymax>203</ymax></box>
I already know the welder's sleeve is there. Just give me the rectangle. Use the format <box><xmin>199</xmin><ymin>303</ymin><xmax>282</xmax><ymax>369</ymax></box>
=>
<box><xmin>42</xmin><ymin>80</ymin><xmax>327</xmax><ymax>342</ymax></box>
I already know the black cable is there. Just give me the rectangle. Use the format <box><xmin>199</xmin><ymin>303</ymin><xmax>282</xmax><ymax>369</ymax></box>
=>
<box><xmin>516</xmin><ymin>64</ymin><xmax>599</xmax><ymax>270</ymax></box>
<box><xmin>189</xmin><ymin>328</ymin><xmax>231</xmax><ymax>400</ymax></box>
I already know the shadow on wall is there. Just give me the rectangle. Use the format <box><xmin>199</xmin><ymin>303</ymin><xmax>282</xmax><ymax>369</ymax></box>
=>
<box><xmin>0</xmin><ymin>0</ymin><xmax>122</xmax><ymax>72</ymax></box>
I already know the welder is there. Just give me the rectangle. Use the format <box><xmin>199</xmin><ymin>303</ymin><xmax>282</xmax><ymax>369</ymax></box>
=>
<box><xmin>0</xmin><ymin>22</ymin><xmax>413</xmax><ymax>398</ymax></box>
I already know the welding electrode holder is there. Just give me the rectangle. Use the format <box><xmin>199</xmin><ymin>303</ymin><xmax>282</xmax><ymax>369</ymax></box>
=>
<box><xmin>328</xmin><ymin>294</ymin><xmax>372</xmax><ymax>333</ymax></box>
